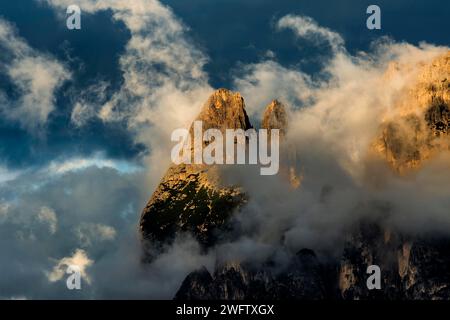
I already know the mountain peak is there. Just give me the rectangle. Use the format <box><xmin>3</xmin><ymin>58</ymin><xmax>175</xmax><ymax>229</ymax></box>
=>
<box><xmin>193</xmin><ymin>88</ymin><xmax>252</xmax><ymax>132</ymax></box>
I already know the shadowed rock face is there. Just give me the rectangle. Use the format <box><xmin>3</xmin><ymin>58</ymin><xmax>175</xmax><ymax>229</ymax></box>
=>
<box><xmin>339</xmin><ymin>222</ymin><xmax>450</xmax><ymax>300</ymax></box>
<box><xmin>174</xmin><ymin>267</ymin><xmax>214</xmax><ymax>300</ymax></box>
<box><xmin>402</xmin><ymin>238</ymin><xmax>450</xmax><ymax>299</ymax></box>
<box><xmin>175</xmin><ymin>222</ymin><xmax>450</xmax><ymax>300</ymax></box>
<box><xmin>175</xmin><ymin>249</ymin><xmax>334</xmax><ymax>300</ymax></box>
<box><xmin>425</xmin><ymin>99</ymin><xmax>450</xmax><ymax>136</ymax></box>
<box><xmin>339</xmin><ymin>222</ymin><xmax>403</xmax><ymax>300</ymax></box>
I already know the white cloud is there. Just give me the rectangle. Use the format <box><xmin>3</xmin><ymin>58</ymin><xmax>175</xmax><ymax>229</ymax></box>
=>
<box><xmin>42</xmin><ymin>0</ymin><xmax>212</xmax><ymax>186</ymax></box>
<box><xmin>233</xmin><ymin>60</ymin><xmax>314</xmax><ymax>118</ymax></box>
<box><xmin>70</xmin><ymin>102</ymin><xmax>95</xmax><ymax>127</ymax></box>
<box><xmin>47</xmin><ymin>249</ymin><xmax>93</xmax><ymax>284</ymax></box>
<box><xmin>0</xmin><ymin>202</ymin><xmax>10</xmax><ymax>223</ymax></box>
<box><xmin>45</xmin><ymin>154</ymin><xmax>141</xmax><ymax>175</ymax></box>
<box><xmin>224</xmin><ymin>16</ymin><xmax>450</xmax><ymax>255</ymax></box>
<box><xmin>0</xmin><ymin>166</ymin><xmax>21</xmax><ymax>184</ymax></box>
<box><xmin>74</xmin><ymin>223</ymin><xmax>116</xmax><ymax>247</ymax></box>
<box><xmin>4</xmin><ymin>296</ymin><xmax>28</xmax><ymax>300</ymax></box>
<box><xmin>37</xmin><ymin>206</ymin><xmax>58</xmax><ymax>234</ymax></box>
<box><xmin>277</xmin><ymin>14</ymin><xmax>345</xmax><ymax>52</ymax></box>
<box><xmin>1</xmin><ymin>1</ymin><xmax>210</xmax><ymax>298</ymax></box>
<box><xmin>70</xmin><ymin>81</ymin><xmax>109</xmax><ymax>127</ymax></box>
<box><xmin>0</xmin><ymin>19</ymin><xmax>70</xmax><ymax>131</ymax></box>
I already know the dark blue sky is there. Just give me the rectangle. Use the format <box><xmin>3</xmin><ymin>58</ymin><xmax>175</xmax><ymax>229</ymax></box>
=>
<box><xmin>164</xmin><ymin>0</ymin><xmax>450</xmax><ymax>86</ymax></box>
<box><xmin>0</xmin><ymin>0</ymin><xmax>449</xmax><ymax>169</ymax></box>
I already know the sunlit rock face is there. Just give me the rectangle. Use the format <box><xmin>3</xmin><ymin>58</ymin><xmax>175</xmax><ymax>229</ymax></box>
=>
<box><xmin>373</xmin><ymin>51</ymin><xmax>450</xmax><ymax>173</ymax></box>
<box><xmin>340</xmin><ymin>53</ymin><xmax>450</xmax><ymax>299</ymax></box>
<box><xmin>139</xmin><ymin>89</ymin><xmax>249</xmax><ymax>254</ymax></box>
<box><xmin>262</xmin><ymin>99</ymin><xmax>288</xmax><ymax>137</ymax></box>
<box><xmin>193</xmin><ymin>88</ymin><xmax>252</xmax><ymax>133</ymax></box>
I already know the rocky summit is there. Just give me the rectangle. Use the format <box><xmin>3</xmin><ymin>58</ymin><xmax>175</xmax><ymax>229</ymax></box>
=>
<box><xmin>139</xmin><ymin>89</ymin><xmax>288</xmax><ymax>255</ymax></box>
<box><xmin>140</xmin><ymin>52</ymin><xmax>450</xmax><ymax>300</ymax></box>
<box><xmin>139</xmin><ymin>89</ymin><xmax>250</xmax><ymax>254</ymax></box>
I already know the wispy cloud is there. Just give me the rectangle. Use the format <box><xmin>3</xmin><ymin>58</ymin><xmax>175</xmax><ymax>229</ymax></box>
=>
<box><xmin>38</xmin><ymin>206</ymin><xmax>58</xmax><ymax>235</ymax></box>
<box><xmin>0</xmin><ymin>19</ymin><xmax>70</xmax><ymax>131</ymax></box>
<box><xmin>44</xmin><ymin>154</ymin><xmax>142</xmax><ymax>175</ymax></box>
<box><xmin>42</xmin><ymin>0</ymin><xmax>212</xmax><ymax>186</ymax></box>
<box><xmin>277</xmin><ymin>14</ymin><xmax>345</xmax><ymax>53</ymax></box>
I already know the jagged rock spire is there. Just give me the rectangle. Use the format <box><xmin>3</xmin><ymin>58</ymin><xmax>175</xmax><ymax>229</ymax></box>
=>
<box><xmin>261</xmin><ymin>99</ymin><xmax>288</xmax><ymax>136</ymax></box>
<box><xmin>139</xmin><ymin>89</ymin><xmax>250</xmax><ymax>259</ymax></box>
<box><xmin>261</xmin><ymin>99</ymin><xmax>301</xmax><ymax>188</ymax></box>
<box><xmin>193</xmin><ymin>88</ymin><xmax>252</xmax><ymax>132</ymax></box>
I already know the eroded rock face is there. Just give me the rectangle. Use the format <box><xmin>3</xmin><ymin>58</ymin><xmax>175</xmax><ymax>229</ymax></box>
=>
<box><xmin>174</xmin><ymin>267</ymin><xmax>215</xmax><ymax>300</ymax></box>
<box><xmin>194</xmin><ymin>88</ymin><xmax>252</xmax><ymax>132</ymax></box>
<box><xmin>425</xmin><ymin>99</ymin><xmax>450</xmax><ymax>136</ymax></box>
<box><xmin>339</xmin><ymin>222</ymin><xmax>403</xmax><ymax>300</ymax></box>
<box><xmin>176</xmin><ymin>223</ymin><xmax>450</xmax><ymax>301</ymax></box>
<box><xmin>338</xmin><ymin>222</ymin><xmax>450</xmax><ymax>300</ymax></box>
<box><xmin>373</xmin><ymin>51</ymin><xmax>450</xmax><ymax>173</ymax></box>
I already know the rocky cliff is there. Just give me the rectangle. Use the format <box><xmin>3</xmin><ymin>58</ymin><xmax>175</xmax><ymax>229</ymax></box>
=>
<box><xmin>175</xmin><ymin>249</ymin><xmax>335</xmax><ymax>300</ymax></box>
<box><xmin>139</xmin><ymin>89</ymin><xmax>249</xmax><ymax>254</ymax></box>
<box><xmin>339</xmin><ymin>222</ymin><xmax>450</xmax><ymax>300</ymax></box>
<box><xmin>373</xmin><ymin>52</ymin><xmax>450</xmax><ymax>173</ymax></box>
<box><xmin>140</xmin><ymin>52</ymin><xmax>450</xmax><ymax>299</ymax></box>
